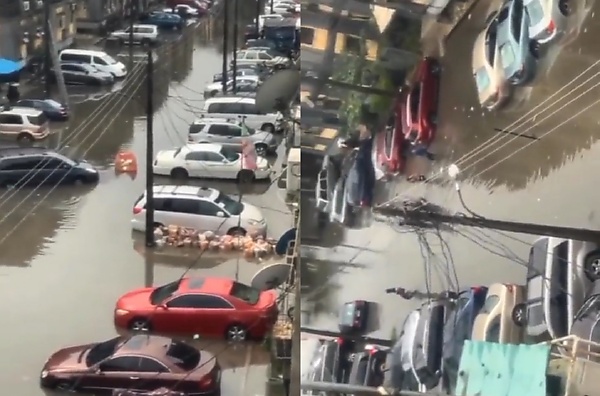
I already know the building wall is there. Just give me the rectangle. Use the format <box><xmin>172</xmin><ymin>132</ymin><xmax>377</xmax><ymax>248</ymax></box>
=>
<box><xmin>300</xmin><ymin>26</ymin><xmax>379</xmax><ymax>61</ymax></box>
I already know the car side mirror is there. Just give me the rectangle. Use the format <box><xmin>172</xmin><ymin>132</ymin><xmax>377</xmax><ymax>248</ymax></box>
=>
<box><xmin>216</xmin><ymin>211</ymin><xmax>225</xmax><ymax>217</ymax></box>
<box><xmin>222</xmin><ymin>159</ymin><xmax>228</xmax><ymax>163</ymax></box>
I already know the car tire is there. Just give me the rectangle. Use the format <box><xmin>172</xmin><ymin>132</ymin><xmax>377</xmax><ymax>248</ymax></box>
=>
<box><xmin>17</xmin><ymin>132</ymin><xmax>34</xmax><ymax>144</ymax></box>
<box><xmin>254</xmin><ymin>143</ymin><xmax>268</xmax><ymax>157</ymax></box>
<box><xmin>584</xmin><ymin>251</ymin><xmax>600</xmax><ymax>280</ymax></box>
<box><xmin>225</xmin><ymin>324</ymin><xmax>248</xmax><ymax>341</ymax></box>
<box><xmin>511</xmin><ymin>303</ymin><xmax>526</xmax><ymax>326</ymax></box>
<box><xmin>170</xmin><ymin>168</ymin><xmax>189</xmax><ymax>179</ymax></box>
<box><xmin>128</xmin><ymin>317</ymin><xmax>152</xmax><ymax>332</ymax></box>
<box><xmin>529</xmin><ymin>41</ymin><xmax>540</xmax><ymax>59</ymax></box>
<box><xmin>54</xmin><ymin>381</ymin><xmax>73</xmax><ymax>391</ymax></box>
<box><xmin>237</xmin><ymin>169</ymin><xmax>255</xmax><ymax>184</ymax></box>
<box><xmin>141</xmin><ymin>38</ymin><xmax>150</xmax><ymax>46</ymax></box>
<box><xmin>558</xmin><ymin>0</ymin><xmax>571</xmax><ymax>16</ymax></box>
<box><xmin>261</xmin><ymin>123</ymin><xmax>275</xmax><ymax>133</ymax></box>
<box><xmin>227</xmin><ymin>227</ymin><xmax>247</xmax><ymax>236</ymax></box>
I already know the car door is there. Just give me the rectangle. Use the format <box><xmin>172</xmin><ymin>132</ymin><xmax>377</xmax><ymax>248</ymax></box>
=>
<box><xmin>0</xmin><ymin>114</ymin><xmax>22</xmax><ymax>137</ymax></box>
<box><xmin>170</xmin><ymin>198</ymin><xmax>204</xmax><ymax>230</ymax></box>
<box><xmin>202</xmin><ymin>151</ymin><xmax>231</xmax><ymax>179</ymax></box>
<box><xmin>198</xmin><ymin>200</ymin><xmax>230</xmax><ymax>233</ymax></box>
<box><xmin>183</xmin><ymin>151</ymin><xmax>209</xmax><ymax>178</ymax></box>
<box><xmin>86</xmin><ymin>356</ymin><xmax>142</xmax><ymax>391</ymax></box>
<box><xmin>19</xmin><ymin>156</ymin><xmax>46</xmax><ymax>186</ymax></box>
<box><xmin>245</xmin><ymin>51</ymin><xmax>259</xmax><ymax>64</ymax></box>
<box><xmin>40</xmin><ymin>157</ymin><xmax>71</xmax><ymax>184</ymax></box>
<box><xmin>137</xmin><ymin>357</ymin><xmax>171</xmax><ymax>390</ymax></box>
<box><xmin>226</xmin><ymin>124</ymin><xmax>244</xmax><ymax>145</ymax></box>
<box><xmin>159</xmin><ymin>294</ymin><xmax>211</xmax><ymax>335</ymax></box>
<box><xmin>206</xmin><ymin>124</ymin><xmax>229</xmax><ymax>144</ymax></box>
<box><xmin>92</xmin><ymin>56</ymin><xmax>109</xmax><ymax>74</ymax></box>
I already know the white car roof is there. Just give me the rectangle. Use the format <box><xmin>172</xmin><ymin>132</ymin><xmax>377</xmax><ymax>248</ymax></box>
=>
<box><xmin>180</xmin><ymin>143</ymin><xmax>223</xmax><ymax>153</ymax></box>
<box><xmin>191</xmin><ymin>117</ymin><xmax>238</xmax><ymax>125</ymax></box>
<box><xmin>205</xmin><ymin>96</ymin><xmax>255</xmax><ymax>104</ymax></box>
<box><xmin>148</xmin><ymin>185</ymin><xmax>218</xmax><ymax>200</ymax></box>
<box><xmin>60</xmin><ymin>49</ymin><xmax>108</xmax><ymax>57</ymax></box>
<box><xmin>3</xmin><ymin>106</ymin><xmax>43</xmax><ymax>116</ymax></box>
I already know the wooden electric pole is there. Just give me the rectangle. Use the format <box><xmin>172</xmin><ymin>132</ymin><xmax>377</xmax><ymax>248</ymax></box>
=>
<box><xmin>232</xmin><ymin>0</ymin><xmax>239</xmax><ymax>91</ymax></box>
<box><xmin>221</xmin><ymin>0</ymin><xmax>229</xmax><ymax>93</ymax></box>
<box><xmin>43</xmin><ymin>0</ymin><xmax>51</xmax><ymax>96</ymax></box>
<box><xmin>145</xmin><ymin>49</ymin><xmax>155</xmax><ymax>248</ymax></box>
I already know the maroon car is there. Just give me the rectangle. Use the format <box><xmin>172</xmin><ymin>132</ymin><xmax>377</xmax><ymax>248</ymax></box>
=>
<box><xmin>40</xmin><ymin>335</ymin><xmax>220</xmax><ymax>395</ymax></box>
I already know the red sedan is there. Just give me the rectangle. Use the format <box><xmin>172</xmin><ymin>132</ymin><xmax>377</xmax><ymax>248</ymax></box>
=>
<box><xmin>403</xmin><ymin>57</ymin><xmax>441</xmax><ymax>145</ymax></box>
<box><xmin>114</xmin><ymin>277</ymin><xmax>278</xmax><ymax>341</ymax></box>
<box><xmin>373</xmin><ymin>97</ymin><xmax>407</xmax><ymax>176</ymax></box>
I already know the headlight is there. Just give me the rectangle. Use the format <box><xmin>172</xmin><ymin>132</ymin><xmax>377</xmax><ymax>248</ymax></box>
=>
<box><xmin>115</xmin><ymin>309</ymin><xmax>129</xmax><ymax>316</ymax></box>
<box><xmin>41</xmin><ymin>370</ymin><xmax>48</xmax><ymax>379</ymax></box>
<box><xmin>86</xmin><ymin>168</ymin><xmax>98</xmax><ymax>173</ymax></box>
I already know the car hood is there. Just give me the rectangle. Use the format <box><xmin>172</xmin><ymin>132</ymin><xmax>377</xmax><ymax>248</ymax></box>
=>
<box><xmin>251</xmin><ymin>130</ymin><xmax>274</xmax><ymax>141</ymax></box>
<box><xmin>117</xmin><ymin>287</ymin><xmax>154</xmax><ymax>310</ymax></box>
<box><xmin>44</xmin><ymin>344</ymin><xmax>94</xmax><ymax>372</ymax></box>
<box><xmin>240</xmin><ymin>202</ymin><xmax>265</xmax><ymax>222</ymax></box>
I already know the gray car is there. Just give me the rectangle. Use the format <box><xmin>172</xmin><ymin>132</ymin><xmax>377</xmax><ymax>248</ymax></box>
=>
<box><xmin>187</xmin><ymin>119</ymin><xmax>277</xmax><ymax>155</ymax></box>
<box><xmin>571</xmin><ymin>281</ymin><xmax>600</xmax><ymax>348</ymax></box>
<box><xmin>56</xmin><ymin>63</ymin><xmax>114</xmax><ymax>86</ymax></box>
<box><xmin>495</xmin><ymin>0</ymin><xmax>538</xmax><ymax>85</ymax></box>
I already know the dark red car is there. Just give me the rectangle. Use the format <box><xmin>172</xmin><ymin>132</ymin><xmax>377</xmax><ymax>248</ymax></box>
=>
<box><xmin>40</xmin><ymin>335</ymin><xmax>220</xmax><ymax>395</ymax></box>
<box><xmin>373</xmin><ymin>96</ymin><xmax>408</xmax><ymax>176</ymax></box>
<box><xmin>114</xmin><ymin>277</ymin><xmax>278</xmax><ymax>341</ymax></box>
<box><xmin>403</xmin><ymin>57</ymin><xmax>441</xmax><ymax>145</ymax></box>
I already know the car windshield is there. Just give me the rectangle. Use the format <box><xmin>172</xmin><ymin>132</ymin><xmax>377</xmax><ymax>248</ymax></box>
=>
<box><xmin>150</xmin><ymin>280</ymin><xmax>181</xmax><ymax>304</ymax></box>
<box><xmin>474</xmin><ymin>68</ymin><xmax>491</xmax><ymax>93</ymax></box>
<box><xmin>45</xmin><ymin>99</ymin><xmax>62</xmax><ymax>108</ymax></box>
<box><xmin>481</xmin><ymin>295</ymin><xmax>500</xmax><ymax>314</ymax></box>
<box><xmin>166</xmin><ymin>341</ymin><xmax>200</xmax><ymax>371</ymax></box>
<box><xmin>103</xmin><ymin>55</ymin><xmax>119</xmax><ymax>65</ymax></box>
<box><xmin>499</xmin><ymin>43</ymin><xmax>516</xmax><ymax>71</ymax></box>
<box><xmin>340</xmin><ymin>303</ymin><xmax>355</xmax><ymax>326</ymax></box>
<box><xmin>230</xmin><ymin>281</ymin><xmax>260</xmax><ymax>304</ymax></box>
<box><xmin>27</xmin><ymin>113</ymin><xmax>48</xmax><ymax>125</ymax></box>
<box><xmin>525</xmin><ymin>0</ymin><xmax>544</xmax><ymax>26</ymax></box>
<box><xmin>86</xmin><ymin>337</ymin><xmax>121</xmax><ymax>367</ymax></box>
<box><xmin>189</xmin><ymin>123</ymin><xmax>204</xmax><ymax>134</ymax></box>
<box><xmin>214</xmin><ymin>192</ymin><xmax>244</xmax><ymax>215</ymax></box>
<box><xmin>220</xmin><ymin>147</ymin><xmax>239</xmax><ymax>162</ymax></box>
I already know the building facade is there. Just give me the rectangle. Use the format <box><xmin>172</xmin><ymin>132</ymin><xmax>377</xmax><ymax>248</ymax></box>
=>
<box><xmin>0</xmin><ymin>0</ymin><xmax>80</xmax><ymax>64</ymax></box>
<box><xmin>76</xmin><ymin>0</ymin><xmax>156</xmax><ymax>34</ymax></box>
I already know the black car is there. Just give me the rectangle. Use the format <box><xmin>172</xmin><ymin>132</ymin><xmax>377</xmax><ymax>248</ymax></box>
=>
<box><xmin>0</xmin><ymin>147</ymin><xmax>99</xmax><ymax>187</ymax></box>
<box><xmin>347</xmin><ymin>345</ymin><xmax>387</xmax><ymax>387</ymax></box>
<box><xmin>338</xmin><ymin>300</ymin><xmax>369</xmax><ymax>334</ymax></box>
<box><xmin>54</xmin><ymin>63</ymin><xmax>114</xmax><ymax>86</ymax></box>
<box><xmin>16</xmin><ymin>99</ymin><xmax>69</xmax><ymax>121</ymax></box>
<box><xmin>304</xmin><ymin>338</ymin><xmax>355</xmax><ymax>385</ymax></box>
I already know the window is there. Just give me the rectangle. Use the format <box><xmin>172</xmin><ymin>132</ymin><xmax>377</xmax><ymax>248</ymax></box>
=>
<box><xmin>189</xmin><ymin>123</ymin><xmax>205</xmax><ymax>134</ymax></box>
<box><xmin>258</xmin><ymin>52</ymin><xmax>271</xmax><ymax>60</ymax></box>
<box><xmin>100</xmin><ymin>356</ymin><xmax>140</xmax><ymax>372</ymax></box>
<box><xmin>167</xmin><ymin>341</ymin><xmax>201</xmax><ymax>370</ymax></box>
<box><xmin>41</xmin><ymin>158</ymin><xmax>67</xmax><ymax>169</ymax></box>
<box><xmin>220</xmin><ymin>147</ymin><xmax>239</xmax><ymax>162</ymax></box>
<box><xmin>207</xmin><ymin>103</ymin><xmax>224</xmax><ymax>113</ymax></box>
<box><xmin>167</xmin><ymin>294</ymin><xmax>232</xmax><ymax>308</ymax></box>
<box><xmin>208</xmin><ymin>124</ymin><xmax>230</xmax><ymax>136</ymax></box>
<box><xmin>0</xmin><ymin>114</ymin><xmax>23</xmax><ymax>124</ymax></box>
<box><xmin>94</xmin><ymin>56</ymin><xmax>107</xmax><ymax>65</ymax></box>
<box><xmin>344</xmin><ymin>35</ymin><xmax>362</xmax><ymax>54</ymax></box>
<box><xmin>138</xmin><ymin>358</ymin><xmax>168</xmax><ymax>373</ymax></box>
<box><xmin>481</xmin><ymin>295</ymin><xmax>500</xmax><ymax>314</ymax></box>
<box><xmin>184</xmin><ymin>152</ymin><xmax>205</xmax><ymax>161</ymax></box>
<box><xmin>61</xmin><ymin>53</ymin><xmax>91</xmax><ymax>63</ymax></box>
<box><xmin>27</xmin><ymin>113</ymin><xmax>47</xmax><ymax>125</ymax></box>
<box><xmin>227</xmin><ymin>126</ymin><xmax>242</xmax><ymax>137</ymax></box>
<box><xmin>230</xmin><ymin>282</ymin><xmax>260</xmax><ymax>304</ymax></box>
<box><xmin>197</xmin><ymin>201</ymin><xmax>223</xmax><ymax>216</ymax></box>
<box><xmin>153</xmin><ymin>197</ymin><xmax>172</xmax><ymax>212</ymax></box>
<box><xmin>220</xmin><ymin>103</ymin><xmax>244</xmax><ymax>114</ymax></box>
<box><xmin>86</xmin><ymin>337</ymin><xmax>121</xmax><ymax>367</ymax></box>
<box><xmin>214</xmin><ymin>192</ymin><xmax>244</xmax><ymax>215</ymax></box>
<box><xmin>204</xmin><ymin>152</ymin><xmax>224</xmax><ymax>162</ymax></box>
<box><xmin>172</xmin><ymin>198</ymin><xmax>199</xmax><ymax>214</ymax></box>
<box><xmin>241</xmin><ymin>103</ymin><xmax>260</xmax><ymax>114</ymax></box>
<box><xmin>245</xmin><ymin>51</ymin><xmax>258</xmax><ymax>60</ymax></box>
<box><xmin>150</xmin><ymin>279</ymin><xmax>181</xmax><ymax>305</ymax></box>
<box><xmin>300</xmin><ymin>27</ymin><xmax>314</xmax><ymax>45</ymax></box>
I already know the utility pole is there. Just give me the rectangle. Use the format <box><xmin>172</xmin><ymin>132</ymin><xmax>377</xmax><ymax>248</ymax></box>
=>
<box><xmin>43</xmin><ymin>0</ymin><xmax>51</xmax><ymax>96</ymax></box>
<box><xmin>289</xmin><ymin>208</ymin><xmax>300</xmax><ymax>396</ymax></box>
<box><xmin>374</xmin><ymin>206</ymin><xmax>600</xmax><ymax>243</ymax></box>
<box><xmin>270</xmin><ymin>0</ymin><xmax>274</xmax><ymax>14</ymax></box>
<box><xmin>221</xmin><ymin>0</ymin><xmax>229</xmax><ymax>93</ymax></box>
<box><xmin>145</xmin><ymin>49</ymin><xmax>155</xmax><ymax>248</ymax></box>
<box><xmin>128</xmin><ymin>0</ymin><xmax>136</xmax><ymax>70</ymax></box>
<box><xmin>232</xmin><ymin>0</ymin><xmax>239</xmax><ymax>91</ymax></box>
<box><xmin>255</xmin><ymin>0</ymin><xmax>260</xmax><ymax>33</ymax></box>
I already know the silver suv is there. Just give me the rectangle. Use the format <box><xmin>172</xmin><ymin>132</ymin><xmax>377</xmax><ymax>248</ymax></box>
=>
<box><xmin>187</xmin><ymin>117</ymin><xmax>278</xmax><ymax>155</ymax></box>
<box><xmin>110</xmin><ymin>24</ymin><xmax>159</xmax><ymax>45</ymax></box>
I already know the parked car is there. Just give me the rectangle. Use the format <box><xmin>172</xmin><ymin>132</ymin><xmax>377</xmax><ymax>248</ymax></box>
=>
<box><xmin>570</xmin><ymin>281</ymin><xmax>600</xmax><ymax>346</ymax></box>
<box><xmin>131</xmin><ymin>185</ymin><xmax>267</xmax><ymax>235</ymax></box>
<box><xmin>212</xmin><ymin>66</ymin><xmax>262</xmax><ymax>83</ymax></box>
<box><xmin>187</xmin><ymin>117</ymin><xmax>278</xmax><ymax>154</ymax></box>
<box><xmin>59</xmin><ymin>49</ymin><xmax>127</xmax><ymax>78</ymax></box>
<box><xmin>496</xmin><ymin>0</ymin><xmax>537</xmax><ymax>85</ymax></box>
<box><xmin>0</xmin><ymin>106</ymin><xmax>51</xmax><ymax>142</ymax></box>
<box><xmin>0</xmin><ymin>147</ymin><xmax>98</xmax><ymax>187</ymax></box>
<box><xmin>114</xmin><ymin>277</ymin><xmax>278</xmax><ymax>340</ymax></box>
<box><xmin>244</xmin><ymin>38</ymin><xmax>279</xmax><ymax>52</ymax></box>
<box><xmin>203</xmin><ymin>75</ymin><xmax>261</xmax><ymax>97</ymax></box>
<box><xmin>166</xmin><ymin>0</ymin><xmax>206</xmax><ymax>10</ymax></box>
<box><xmin>110</xmin><ymin>24</ymin><xmax>159</xmax><ymax>45</ymax></box>
<box><xmin>257</xmin><ymin>13</ymin><xmax>284</xmax><ymax>30</ymax></box>
<box><xmin>202</xmin><ymin>96</ymin><xmax>283</xmax><ymax>133</ymax></box>
<box><xmin>314</xmin><ymin>147</ymin><xmax>344</xmax><ymax>214</ymax></box>
<box><xmin>16</xmin><ymin>99</ymin><xmax>68</xmax><ymax>121</ymax></box>
<box><xmin>304</xmin><ymin>338</ymin><xmax>356</xmax><ymax>385</ymax></box>
<box><xmin>347</xmin><ymin>345</ymin><xmax>387</xmax><ymax>387</ymax></box>
<box><xmin>524</xmin><ymin>0</ymin><xmax>571</xmax><ymax>44</ymax></box>
<box><xmin>55</xmin><ymin>63</ymin><xmax>114</xmax><ymax>86</ymax></box>
<box><xmin>338</xmin><ymin>300</ymin><xmax>369</xmax><ymax>334</ymax></box>
<box><xmin>153</xmin><ymin>143</ymin><xmax>271</xmax><ymax>181</ymax></box>
<box><xmin>472</xmin><ymin>15</ymin><xmax>511</xmax><ymax>110</ymax></box>
<box><xmin>234</xmin><ymin>49</ymin><xmax>290</xmax><ymax>67</ymax></box>
<box><xmin>164</xmin><ymin>4</ymin><xmax>201</xmax><ymax>17</ymax></box>
<box><xmin>442</xmin><ymin>286</ymin><xmax>488</xmax><ymax>392</ymax></box>
<box><xmin>471</xmin><ymin>283</ymin><xmax>525</xmax><ymax>344</ymax></box>
<box><xmin>372</xmin><ymin>108</ymin><xmax>406</xmax><ymax>177</ymax></box>
<box><xmin>388</xmin><ymin>309</ymin><xmax>422</xmax><ymax>391</ymax></box>
<box><xmin>40</xmin><ymin>335</ymin><xmax>221</xmax><ymax>394</ymax></box>
<box><xmin>345</xmin><ymin>137</ymin><xmax>375</xmax><ymax>208</ymax></box>
<box><xmin>141</xmin><ymin>11</ymin><xmax>185</xmax><ymax>30</ymax></box>
<box><xmin>403</xmin><ymin>57</ymin><xmax>440</xmax><ymax>144</ymax></box>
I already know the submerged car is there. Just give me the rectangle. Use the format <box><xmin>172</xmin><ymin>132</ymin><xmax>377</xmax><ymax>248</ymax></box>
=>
<box><xmin>472</xmin><ymin>283</ymin><xmax>526</xmax><ymax>344</ymax></box>
<box><xmin>40</xmin><ymin>335</ymin><xmax>221</xmax><ymax>394</ymax></box>
<box><xmin>338</xmin><ymin>300</ymin><xmax>369</xmax><ymax>334</ymax></box>
<box><xmin>495</xmin><ymin>0</ymin><xmax>538</xmax><ymax>85</ymax></box>
<box><xmin>383</xmin><ymin>309</ymin><xmax>422</xmax><ymax>391</ymax></box>
<box><xmin>403</xmin><ymin>57</ymin><xmax>440</xmax><ymax>145</ymax></box>
<box><xmin>472</xmin><ymin>15</ymin><xmax>511</xmax><ymax>110</ymax></box>
<box><xmin>16</xmin><ymin>99</ymin><xmax>69</xmax><ymax>121</ymax></box>
<box><xmin>347</xmin><ymin>344</ymin><xmax>387</xmax><ymax>387</ymax></box>
<box><xmin>141</xmin><ymin>12</ymin><xmax>185</xmax><ymax>29</ymax></box>
<box><xmin>442</xmin><ymin>286</ymin><xmax>488</xmax><ymax>392</ymax></box>
<box><xmin>372</xmin><ymin>102</ymin><xmax>406</xmax><ymax>177</ymax></box>
<box><xmin>304</xmin><ymin>338</ymin><xmax>356</xmax><ymax>385</ymax></box>
<box><xmin>571</xmin><ymin>281</ymin><xmax>600</xmax><ymax>349</ymax></box>
<box><xmin>524</xmin><ymin>0</ymin><xmax>571</xmax><ymax>44</ymax></box>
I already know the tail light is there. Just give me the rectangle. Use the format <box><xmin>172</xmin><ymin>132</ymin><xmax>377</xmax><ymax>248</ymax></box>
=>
<box><xmin>199</xmin><ymin>374</ymin><xmax>214</xmax><ymax>389</ymax></box>
<box><xmin>336</xmin><ymin>337</ymin><xmax>344</xmax><ymax>345</ymax></box>
<box><xmin>504</xmin><ymin>283</ymin><xmax>514</xmax><ymax>292</ymax></box>
<box><xmin>546</xmin><ymin>20</ymin><xmax>555</xmax><ymax>34</ymax></box>
<box><xmin>364</xmin><ymin>344</ymin><xmax>378</xmax><ymax>355</ymax></box>
<box><xmin>188</xmin><ymin>137</ymin><xmax>194</xmax><ymax>142</ymax></box>
<box><xmin>133</xmin><ymin>207</ymin><xmax>142</xmax><ymax>214</ymax></box>
<box><xmin>472</xmin><ymin>286</ymin><xmax>483</xmax><ymax>293</ymax></box>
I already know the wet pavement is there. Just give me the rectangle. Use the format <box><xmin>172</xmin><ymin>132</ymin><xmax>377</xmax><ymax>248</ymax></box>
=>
<box><xmin>0</xmin><ymin>15</ymin><xmax>290</xmax><ymax>396</ymax></box>
<box><xmin>301</xmin><ymin>0</ymin><xmax>600</xmax><ymax>346</ymax></box>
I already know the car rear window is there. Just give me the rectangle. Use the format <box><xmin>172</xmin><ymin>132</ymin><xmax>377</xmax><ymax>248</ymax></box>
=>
<box><xmin>27</xmin><ymin>113</ymin><xmax>47</xmax><ymax>125</ymax></box>
<box><xmin>481</xmin><ymin>295</ymin><xmax>500</xmax><ymax>314</ymax></box>
<box><xmin>230</xmin><ymin>281</ymin><xmax>260</xmax><ymax>305</ymax></box>
<box><xmin>166</xmin><ymin>341</ymin><xmax>200</xmax><ymax>370</ymax></box>
<box><xmin>189</xmin><ymin>123</ymin><xmax>205</xmax><ymax>134</ymax></box>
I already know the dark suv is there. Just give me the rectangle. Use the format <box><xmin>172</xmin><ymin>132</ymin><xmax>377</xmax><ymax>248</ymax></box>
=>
<box><xmin>0</xmin><ymin>148</ymin><xmax>99</xmax><ymax>187</ymax></box>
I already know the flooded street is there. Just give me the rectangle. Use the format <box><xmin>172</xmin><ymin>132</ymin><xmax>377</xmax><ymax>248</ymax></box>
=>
<box><xmin>0</xmin><ymin>17</ymin><xmax>290</xmax><ymax>396</ymax></box>
<box><xmin>301</xmin><ymin>0</ymin><xmax>600</xmax><ymax>343</ymax></box>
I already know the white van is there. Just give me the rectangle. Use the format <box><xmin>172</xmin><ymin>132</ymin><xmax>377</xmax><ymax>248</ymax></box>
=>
<box><xmin>202</xmin><ymin>96</ymin><xmax>283</xmax><ymax>133</ymax></box>
<box><xmin>59</xmin><ymin>49</ymin><xmax>127</xmax><ymax>78</ymax></box>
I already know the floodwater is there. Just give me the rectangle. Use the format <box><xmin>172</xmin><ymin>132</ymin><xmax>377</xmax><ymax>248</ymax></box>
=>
<box><xmin>0</xmin><ymin>14</ymin><xmax>291</xmax><ymax>396</ymax></box>
<box><xmin>300</xmin><ymin>0</ymin><xmax>600</xmax><ymax>343</ymax></box>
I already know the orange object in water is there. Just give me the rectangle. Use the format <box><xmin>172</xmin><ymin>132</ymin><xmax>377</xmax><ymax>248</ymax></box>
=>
<box><xmin>115</xmin><ymin>150</ymin><xmax>138</xmax><ymax>177</ymax></box>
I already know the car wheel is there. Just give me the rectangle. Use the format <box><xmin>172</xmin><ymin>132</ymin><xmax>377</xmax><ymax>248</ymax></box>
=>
<box><xmin>254</xmin><ymin>143</ymin><xmax>268</xmax><ymax>156</ymax></box>
<box><xmin>17</xmin><ymin>132</ymin><xmax>34</xmax><ymax>144</ymax></box>
<box><xmin>237</xmin><ymin>169</ymin><xmax>255</xmax><ymax>184</ymax></box>
<box><xmin>227</xmin><ymin>227</ymin><xmax>247</xmax><ymax>236</ymax></box>
<box><xmin>584</xmin><ymin>252</ymin><xmax>600</xmax><ymax>280</ymax></box>
<box><xmin>129</xmin><ymin>317</ymin><xmax>152</xmax><ymax>332</ymax></box>
<box><xmin>529</xmin><ymin>41</ymin><xmax>540</xmax><ymax>59</ymax></box>
<box><xmin>287</xmin><ymin>306</ymin><xmax>294</xmax><ymax>320</ymax></box>
<box><xmin>170</xmin><ymin>168</ymin><xmax>189</xmax><ymax>179</ymax></box>
<box><xmin>55</xmin><ymin>381</ymin><xmax>73</xmax><ymax>391</ymax></box>
<box><xmin>558</xmin><ymin>0</ymin><xmax>571</xmax><ymax>16</ymax></box>
<box><xmin>225</xmin><ymin>324</ymin><xmax>248</xmax><ymax>341</ymax></box>
<box><xmin>261</xmin><ymin>123</ymin><xmax>275</xmax><ymax>133</ymax></box>
<box><xmin>511</xmin><ymin>303</ymin><xmax>526</xmax><ymax>326</ymax></box>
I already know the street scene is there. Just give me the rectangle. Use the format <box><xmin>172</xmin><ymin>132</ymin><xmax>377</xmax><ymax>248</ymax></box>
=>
<box><xmin>301</xmin><ymin>0</ymin><xmax>600</xmax><ymax>394</ymax></box>
<box><xmin>0</xmin><ymin>1</ymin><xmax>300</xmax><ymax>396</ymax></box>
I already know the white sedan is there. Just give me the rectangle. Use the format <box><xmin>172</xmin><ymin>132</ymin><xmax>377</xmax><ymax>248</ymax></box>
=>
<box><xmin>153</xmin><ymin>143</ymin><xmax>271</xmax><ymax>180</ymax></box>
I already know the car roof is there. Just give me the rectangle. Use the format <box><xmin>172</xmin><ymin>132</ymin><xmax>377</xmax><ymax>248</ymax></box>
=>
<box><xmin>205</xmin><ymin>96</ymin><xmax>255</xmax><ymax>104</ymax></box>
<box><xmin>61</xmin><ymin>49</ymin><xmax>107</xmax><ymax>57</ymax></box>
<box><xmin>114</xmin><ymin>335</ymin><xmax>173</xmax><ymax>357</ymax></box>
<box><xmin>181</xmin><ymin>143</ymin><xmax>223</xmax><ymax>153</ymax></box>
<box><xmin>191</xmin><ymin>117</ymin><xmax>239</xmax><ymax>125</ymax></box>
<box><xmin>180</xmin><ymin>276</ymin><xmax>234</xmax><ymax>293</ymax></box>
<box><xmin>133</xmin><ymin>24</ymin><xmax>157</xmax><ymax>28</ymax></box>
<box><xmin>263</xmin><ymin>18</ymin><xmax>297</xmax><ymax>27</ymax></box>
<box><xmin>2</xmin><ymin>106</ymin><xmax>43</xmax><ymax>116</ymax></box>
<box><xmin>0</xmin><ymin>147</ymin><xmax>57</xmax><ymax>158</ymax></box>
<box><xmin>149</xmin><ymin>185</ymin><xmax>218</xmax><ymax>200</ymax></box>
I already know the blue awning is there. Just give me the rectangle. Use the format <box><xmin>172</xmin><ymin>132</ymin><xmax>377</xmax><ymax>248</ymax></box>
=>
<box><xmin>0</xmin><ymin>58</ymin><xmax>25</xmax><ymax>75</ymax></box>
